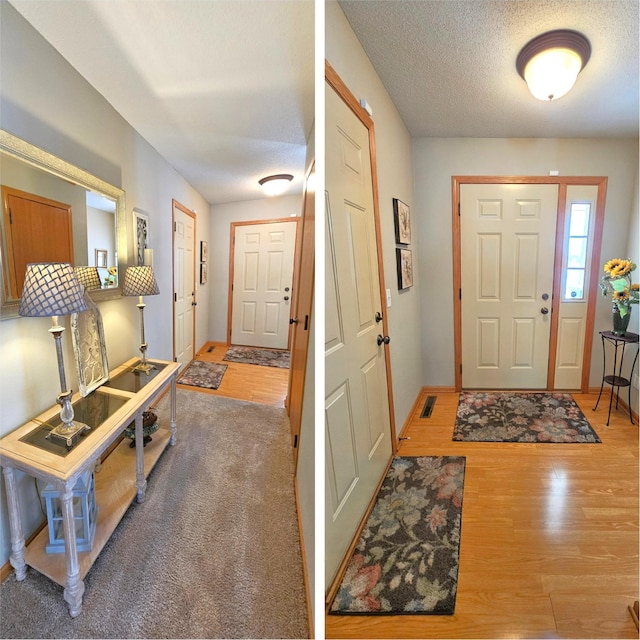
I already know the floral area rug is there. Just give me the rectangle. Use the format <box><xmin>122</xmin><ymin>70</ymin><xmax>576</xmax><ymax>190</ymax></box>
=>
<box><xmin>223</xmin><ymin>345</ymin><xmax>290</xmax><ymax>369</ymax></box>
<box><xmin>330</xmin><ymin>456</ymin><xmax>465</xmax><ymax>615</ymax></box>
<box><xmin>454</xmin><ymin>391</ymin><xmax>601</xmax><ymax>443</ymax></box>
<box><xmin>178</xmin><ymin>361</ymin><xmax>228</xmax><ymax>389</ymax></box>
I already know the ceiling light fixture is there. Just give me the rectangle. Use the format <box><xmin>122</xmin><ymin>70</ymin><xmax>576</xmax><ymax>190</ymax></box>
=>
<box><xmin>259</xmin><ymin>174</ymin><xmax>293</xmax><ymax>196</ymax></box>
<box><xmin>516</xmin><ymin>29</ymin><xmax>591</xmax><ymax>101</ymax></box>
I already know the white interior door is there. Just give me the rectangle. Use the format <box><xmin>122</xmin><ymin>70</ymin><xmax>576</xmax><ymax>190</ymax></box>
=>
<box><xmin>325</xmin><ymin>80</ymin><xmax>393</xmax><ymax>588</ymax></box>
<box><xmin>173</xmin><ymin>201</ymin><xmax>195</xmax><ymax>370</ymax></box>
<box><xmin>460</xmin><ymin>183</ymin><xmax>558</xmax><ymax>388</ymax></box>
<box><xmin>231</xmin><ymin>220</ymin><xmax>296</xmax><ymax>349</ymax></box>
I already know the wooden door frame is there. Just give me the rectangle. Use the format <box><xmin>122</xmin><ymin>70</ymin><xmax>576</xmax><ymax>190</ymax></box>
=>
<box><xmin>227</xmin><ymin>217</ymin><xmax>300</xmax><ymax>348</ymax></box>
<box><xmin>287</xmin><ymin>159</ymin><xmax>315</xmax><ymax>472</ymax></box>
<box><xmin>326</xmin><ymin>60</ymin><xmax>398</xmax><ymax>445</ymax></box>
<box><xmin>172</xmin><ymin>199</ymin><xmax>197</xmax><ymax>365</ymax></box>
<box><xmin>452</xmin><ymin>175</ymin><xmax>607</xmax><ymax>392</ymax></box>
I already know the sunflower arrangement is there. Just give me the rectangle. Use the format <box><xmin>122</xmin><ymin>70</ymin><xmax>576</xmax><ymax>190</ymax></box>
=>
<box><xmin>599</xmin><ymin>258</ymin><xmax>639</xmax><ymax>318</ymax></box>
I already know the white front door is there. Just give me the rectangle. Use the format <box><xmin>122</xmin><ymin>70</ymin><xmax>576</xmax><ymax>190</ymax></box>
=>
<box><xmin>173</xmin><ymin>201</ymin><xmax>195</xmax><ymax>370</ymax></box>
<box><xmin>460</xmin><ymin>183</ymin><xmax>558</xmax><ymax>388</ymax></box>
<box><xmin>325</xmin><ymin>79</ymin><xmax>393</xmax><ymax>587</ymax></box>
<box><xmin>231</xmin><ymin>220</ymin><xmax>297</xmax><ymax>349</ymax></box>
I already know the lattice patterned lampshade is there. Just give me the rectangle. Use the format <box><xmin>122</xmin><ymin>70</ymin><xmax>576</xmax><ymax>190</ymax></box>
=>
<box><xmin>19</xmin><ymin>263</ymin><xmax>88</xmax><ymax>317</ymax></box>
<box><xmin>122</xmin><ymin>265</ymin><xmax>159</xmax><ymax>297</ymax></box>
<box><xmin>74</xmin><ymin>266</ymin><xmax>101</xmax><ymax>291</ymax></box>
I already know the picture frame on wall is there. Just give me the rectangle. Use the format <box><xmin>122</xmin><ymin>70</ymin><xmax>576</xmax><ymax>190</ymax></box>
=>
<box><xmin>133</xmin><ymin>209</ymin><xmax>149</xmax><ymax>266</ymax></box>
<box><xmin>201</xmin><ymin>241</ymin><xmax>208</xmax><ymax>262</ymax></box>
<box><xmin>200</xmin><ymin>262</ymin><xmax>208</xmax><ymax>285</ymax></box>
<box><xmin>393</xmin><ymin>198</ymin><xmax>411</xmax><ymax>245</ymax></box>
<box><xmin>396</xmin><ymin>248</ymin><xmax>413</xmax><ymax>290</ymax></box>
<box><xmin>95</xmin><ymin>249</ymin><xmax>108</xmax><ymax>269</ymax></box>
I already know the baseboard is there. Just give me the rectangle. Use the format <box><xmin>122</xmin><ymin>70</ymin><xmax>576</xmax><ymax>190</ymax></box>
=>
<box><xmin>294</xmin><ymin>480</ymin><xmax>314</xmax><ymax>639</ymax></box>
<box><xmin>588</xmin><ymin>386</ymin><xmax>639</xmax><ymax>424</ymax></box>
<box><xmin>0</xmin><ymin>519</ymin><xmax>47</xmax><ymax>583</ymax></box>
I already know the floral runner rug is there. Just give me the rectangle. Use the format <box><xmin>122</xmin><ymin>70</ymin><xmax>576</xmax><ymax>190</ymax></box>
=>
<box><xmin>223</xmin><ymin>345</ymin><xmax>290</xmax><ymax>369</ymax></box>
<box><xmin>178</xmin><ymin>361</ymin><xmax>228</xmax><ymax>389</ymax></box>
<box><xmin>329</xmin><ymin>456</ymin><xmax>465</xmax><ymax>615</ymax></box>
<box><xmin>454</xmin><ymin>391</ymin><xmax>601</xmax><ymax>443</ymax></box>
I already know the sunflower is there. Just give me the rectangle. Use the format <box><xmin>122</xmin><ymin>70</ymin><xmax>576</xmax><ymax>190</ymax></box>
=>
<box><xmin>612</xmin><ymin>289</ymin><xmax>630</xmax><ymax>302</ymax></box>
<box><xmin>632</xmin><ymin>284</ymin><xmax>640</xmax><ymax>292</ymax></box>
<box><xmin>603</xmin><ymin>258</ymin><xmax>634</xmax><ymax>278</ymax></box>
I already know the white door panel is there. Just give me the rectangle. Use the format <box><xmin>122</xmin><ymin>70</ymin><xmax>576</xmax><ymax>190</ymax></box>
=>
<box><xmin>231</xmin><ymin>221</ymin><xmax>296</xmax><ymax>349</ymax></box>
<box><xmin>461</xmin><ymin>183</ymin><xmax>558</xmax><ymax>388</ymax></box>
<box><xmin>325</xmin><ymin>80</ymin><xmax>393</xmax><ymax>588</ymax></box>
<box><xmin>173</xmin><ymin>203</ymin><xmax>195</xmax><ymax>371</ymax></box>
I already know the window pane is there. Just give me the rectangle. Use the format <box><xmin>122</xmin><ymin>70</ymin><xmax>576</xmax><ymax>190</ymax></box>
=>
<box><xmin>567</xmin><ymin>237</ymin><xmax>587</xmax><ymax>268</ymax></box>
<box><xmin>569</xmin><ymin>204</ymin><xmax>590</xmax><ymax>236</ymax></box>
<box><xmin>565</xmin><ymin>269</ymin><xmax>585</xmax><ymax>299</ymax></box>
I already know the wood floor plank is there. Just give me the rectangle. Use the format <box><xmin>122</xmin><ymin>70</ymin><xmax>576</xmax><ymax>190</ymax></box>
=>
<box><xmin>326</xmin><ymin>389</ymin><xmax>639</xmax><ymax>639</ymax></box>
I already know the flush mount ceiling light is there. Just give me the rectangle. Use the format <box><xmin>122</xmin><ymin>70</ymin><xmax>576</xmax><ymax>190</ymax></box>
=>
<box><xmin>516</xmin><ymin>29</ymin><xmax>591</xmax><ymax>101</ymax></box>
<box><xmin>259</xmin><ymin>174</ymin><xmax>293</xmax><ymax>196</ymax></box>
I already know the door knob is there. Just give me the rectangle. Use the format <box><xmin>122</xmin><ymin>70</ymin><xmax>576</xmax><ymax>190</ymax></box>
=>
<box><xmin>375</xmin><ymin>311</ymin><xmax>383</xmax><ymax>323</ymax></box>
<box><xmin>289</xmin><ymin>317</ymin><xmax>299</xmax><ymax>325</ymax></box>
<box><xmin>284</xmin><ymin>296</ymin><xmax>290</xmax><ymax>301</ymax></box>
<box><xmin>377</xmin><ymin>335</ymin><xmax>391</xmax><ymax>346</ymax></box>
<box><xmin>541</xmin><ymin>307</ymin><xmax>549</xmax><ymax>314</ymax></box>
<box><xmin>284</xmin><ymin>287</ymin><xmax>290</xmax><ymax>292</ymax></box>
<box><xmin>191</xmin><ymin>301</ymin><xmax>197</xmax><ymax>306</ymax></box>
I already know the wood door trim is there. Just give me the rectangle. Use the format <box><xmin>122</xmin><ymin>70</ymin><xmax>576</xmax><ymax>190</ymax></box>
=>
<box><xmin>227</xmin><ymin>217</ymin><xmax>300</xmax><ymax>348</ymax></box>
<box><xmin>172</xmin><ymin>199</ymin><xmax>196</xmax><ymax>364</ymax></box>
<box><xmin>453</xmin><ymin>176</ymin><xmax>607</xmax><ymax>392</ymax></box>
<box><xmin>326</xmin><ymin>60</ymin><xmax>398</xmax><ymax>444</ymax></box>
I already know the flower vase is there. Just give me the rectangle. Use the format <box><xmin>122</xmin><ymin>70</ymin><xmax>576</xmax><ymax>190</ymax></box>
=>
<box><xmin>612</xmin><ymin>305</ymin><xmax>631</xmax><ymax>336</ymax></box>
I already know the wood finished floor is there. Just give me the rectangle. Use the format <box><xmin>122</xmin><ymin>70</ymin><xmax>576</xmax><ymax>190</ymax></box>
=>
<box><xmin>176</xmin><ymin>341</ymin><xmax>289</xmax><ymax>407</ymax></box>
<box><xmin>326</xmin><ymin>390</ymin><xmax>639</xmax><ymax>639</ymax></box>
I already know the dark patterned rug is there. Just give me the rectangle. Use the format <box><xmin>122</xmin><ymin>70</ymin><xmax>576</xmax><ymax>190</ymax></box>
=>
<box><xmin>178</xmin><ymin>361</ymin><xmax>228</xmax><ymax>389</ymax></box>
<box><xmin>223</xmin><ymin>345</ymin><xmax>290</xmax><ymax>369</ymax></box>
<box><xmin>454</xmin><ymin>391</ymin><xmax>601</xmax><ymax>443</ymax></box>
<box><xmin>330</xmin><ymin>456</ymin><xmax>465</xmax><ymax>615</ymax></box>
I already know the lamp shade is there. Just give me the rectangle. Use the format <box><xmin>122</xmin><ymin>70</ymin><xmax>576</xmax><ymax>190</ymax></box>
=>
<box><xmin>74</xmin><ymin>266</ymin><xmax>102</xmax><ymax>291</ymax></box>
<box><xmin>516</xmin><ymin>29</ymin><xmax>591</xmax><ymax>101</ymax></box>
<box><xmin>122</xmin><ymin>265</ymin><xmax>159</xmax><ymax>297</ymax></box>
<box><xmin>258</xmin><ymin>174</ymin><xmax>293</xmax><ymax>196</ymax></box>
<box><xmin>19</xmin><ymin>263</ymin><xmax>88</xmax><ymax>317</ymax></box>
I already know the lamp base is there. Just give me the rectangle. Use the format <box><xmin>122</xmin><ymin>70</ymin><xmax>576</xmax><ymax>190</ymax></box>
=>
<box><xmin>133</xmin><ymin>361</ymin><xmax>157</xmax><ymax>375</ymax></box>
<box><xmin>46</xmin><ymin>421</ymin><xmax>91</xmax><ymax>448</ymax></box>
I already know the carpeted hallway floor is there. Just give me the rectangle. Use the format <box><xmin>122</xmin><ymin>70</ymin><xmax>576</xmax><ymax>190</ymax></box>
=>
<box><xmin>0</xmin><ymin>390</ymin><xmax>308</xmax><ymax>639</ymax></box>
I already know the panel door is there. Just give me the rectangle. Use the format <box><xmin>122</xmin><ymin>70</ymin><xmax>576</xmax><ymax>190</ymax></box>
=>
<box><xmin>325</xmin><ymin>80</ymin><xmax>393</xmax><ymax>587</ymax></box>
<box><xmin>173</xmin><ymin>202</ymin><xmax>195</xmax><ymax>370</ymax></box>
<box><xmin>231</xmin><ymin>221</ymin><xmax>296</xmax><ymax>349</ymax></box>
<box><xmin>460</xmin><ymin>183</ymin><xmax>558</xmax><ymax>388</ymax></box>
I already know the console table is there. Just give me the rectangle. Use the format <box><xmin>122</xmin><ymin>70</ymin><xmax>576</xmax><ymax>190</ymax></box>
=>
<box><xmin>593</xmin><ymin>331</ymin><xmax>639</xmax><ymax>426</ymax></box>
<box><xmin>0</xmin><ymin>357</ymin><xmax>179</xmax><ymax>617</ymax></box>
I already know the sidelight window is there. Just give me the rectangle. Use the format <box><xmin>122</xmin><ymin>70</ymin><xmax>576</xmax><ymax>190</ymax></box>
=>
<box><xmin>562</xmin><ymin>202</ymin><xmax>591</xmax><ymax>301</ymax></box>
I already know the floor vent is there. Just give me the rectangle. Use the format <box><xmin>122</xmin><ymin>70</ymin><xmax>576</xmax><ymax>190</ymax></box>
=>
<box><xmin>207</xmin><ymin>345</ymin><xmax>215</xmax><ymax>353</ymax></box>
<box><xmin>420</xmin><ymin>395</ymin><xmax>437</xmax><ymax>419</ymax></box>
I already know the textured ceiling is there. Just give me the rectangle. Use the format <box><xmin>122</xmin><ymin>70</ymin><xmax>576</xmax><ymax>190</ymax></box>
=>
<box><xmin>339</xmin><ymin>0</ymin><xmax>639</xmax><ymax>138</ymax></box>
<box><xmin>9</xmin><ymin>0</ymin><xmax>314</xmax><ymax>204</ymax></box>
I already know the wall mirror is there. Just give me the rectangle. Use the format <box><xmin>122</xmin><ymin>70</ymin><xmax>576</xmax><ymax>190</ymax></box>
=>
<box><xmin>0</xmin><ymin>129</ymin><xmax>126</xmax><ymax>319</ymax></box>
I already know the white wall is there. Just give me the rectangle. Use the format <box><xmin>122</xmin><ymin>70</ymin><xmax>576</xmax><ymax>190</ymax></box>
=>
<box><xmin>325</xmin><ymin>1</ymin><xmax>425</xmax><ymax>433</ymax></box>
<box><xmin>412</xmin><ymin>137</ymin><xmax>639</xmax><ymax>389</ymax></box>
<box><xmin>0</xmin><ymin>4</ymin><xmax>210</xmax><ymax>565</ymax></box>
<box><xmin>208</xmin><ymin>195</ymin><xmax>301</xmax><ymax>344</ymax></box>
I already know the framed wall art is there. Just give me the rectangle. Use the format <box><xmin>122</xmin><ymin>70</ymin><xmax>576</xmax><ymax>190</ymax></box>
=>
<box><xmin>133</xmin><ymin>209</ymin><xmax>149</xmax><ymax>266</ymax></box>
<box><xmin>95</xmin><ymin>249</ymin><xmax>108</xmax><ymax>268</ymax></box>
<box><xmin>393</xmin><ymin>198</ymin><xmax>411</xmax><ymax>245</ymax></box>
<box><xmin>201</xmin><ymin>241</ymin><xmax>208</xmax><ymax>262</ymax></box>
<box><xmin>200</xmin><ymin>262</ymin><xmax>208</xmax><ymax>285</ymax></box>
<box><xmin>396</xmin><ymin>248</ymin><xmax>413</xmax><ymax>290</ymax></box>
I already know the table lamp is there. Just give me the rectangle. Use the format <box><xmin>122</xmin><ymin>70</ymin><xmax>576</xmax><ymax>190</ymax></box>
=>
<box><xmin>74</xmin><ymin>266</ymin><xmax>101</xmax><ymax>292</ymax></box>
<box><xmin>19</xmin><ymin>263</ymin><xmax>91</xmax><ymax>447</ymax></box>
<box><xmin>122</xmin><ymin>265</ymin><xmax>159</xmax><ymax>374</ymax></box>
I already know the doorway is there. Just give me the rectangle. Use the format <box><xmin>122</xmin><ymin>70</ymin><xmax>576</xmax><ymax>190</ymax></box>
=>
<box><xmin>453</xmin><ymin>176</ymin><xmax>607</xmax><ymax>391</ymax></box>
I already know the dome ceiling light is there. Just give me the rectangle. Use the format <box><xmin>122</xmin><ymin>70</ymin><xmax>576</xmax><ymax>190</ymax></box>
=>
<box><xmin>516</xmin><ymin>29</ymin><xmax>591</xmax><ymax>101</ymax></box>
<box><xmin>259</xmin><ymin>174</ymin><xmax>293</xmax><ymax>196</ymax></box>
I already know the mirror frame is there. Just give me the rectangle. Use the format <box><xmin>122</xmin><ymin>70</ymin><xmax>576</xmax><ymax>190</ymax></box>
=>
<box><xmin>0</xmin><ymin>129</ymin><xmax>126</xmax><ymax>319</ymax></box>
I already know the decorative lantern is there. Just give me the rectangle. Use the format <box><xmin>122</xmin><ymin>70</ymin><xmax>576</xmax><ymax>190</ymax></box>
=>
<box><xmin>42</xmin><ymin>470</ymin><xmax>98</xmax><ymax>554</ymax></box>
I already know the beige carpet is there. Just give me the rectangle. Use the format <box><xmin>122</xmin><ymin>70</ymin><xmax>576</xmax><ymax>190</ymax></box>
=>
<box><xmin>0</xmin><ymin>390</ymin><xmax>308</xmax><ymax>639</ymax></box>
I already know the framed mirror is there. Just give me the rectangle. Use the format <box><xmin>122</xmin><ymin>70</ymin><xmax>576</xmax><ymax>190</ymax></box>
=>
<box><xmin>0</xmin><ymin>129</ymin><xmax>126</xmax><ymax>319</ymax></box>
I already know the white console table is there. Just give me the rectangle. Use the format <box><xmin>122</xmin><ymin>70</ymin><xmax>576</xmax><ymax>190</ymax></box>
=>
<box><xmin>0</xmin><ymin>357</ymin><xmax>179</xmax><ymax>617</ymax></box>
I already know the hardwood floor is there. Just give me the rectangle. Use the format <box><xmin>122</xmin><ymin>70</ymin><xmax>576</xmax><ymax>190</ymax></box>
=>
<box><xmin>177</xmin><ymin>341</ymin><xmax>289</xmax><ymax>407</ymax></box>
<box><xmin>325</xmin><ymin>390</ymin><xmax>639</xmax><ymax>639</ymax></box>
